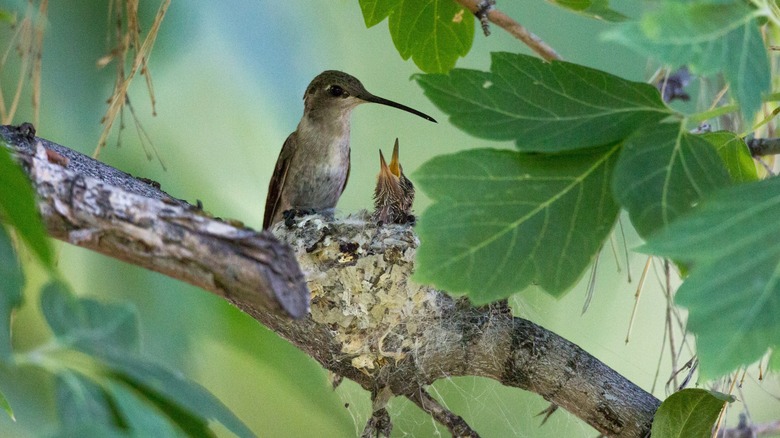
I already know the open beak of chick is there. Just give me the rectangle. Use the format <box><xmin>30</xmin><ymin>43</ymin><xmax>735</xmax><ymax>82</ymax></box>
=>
<box><xmin>373</xmin><ymin>139</ymin><xmax>415</xmax><ymax>225</ymax></box>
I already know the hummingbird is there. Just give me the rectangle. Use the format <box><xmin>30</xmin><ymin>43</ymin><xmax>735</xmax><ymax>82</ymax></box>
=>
<box><xmin>262</xmin><ymin>70</ymin><xmax>436</xmax><ymax>229</ymax></box>
<box><xmin>373</xmin><ymin>139</ymin><xmax>415</xmax><ymax>225</ymax></box>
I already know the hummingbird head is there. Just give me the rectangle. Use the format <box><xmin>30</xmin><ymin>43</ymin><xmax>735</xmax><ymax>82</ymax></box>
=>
<box><xmin>303</xmin><ymin>70</ymin><xmax>437</xmax><ymax>123</ymax></box>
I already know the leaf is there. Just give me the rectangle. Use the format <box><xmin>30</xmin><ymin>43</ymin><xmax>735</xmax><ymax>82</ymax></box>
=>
<box><xmin>651</xmin><ymin>388</ymin><xmax>729</xmax><ymax>438</ymax></box>
<box><xmin>0</xmin><ymin>225</ymin><xmax>24</xmax><ymax>362</ymax></box>
<box><xmin>415</xmin><ymin>52</ymin><xmax>671</xmax><ymax>152</ymax></box>
<box><xmin>0</xmin><ymin>143</ymin><xmax>53</xmax><ymax>269</ymax></box>
<box><xmin>358</xmin><ymin>0</ymin><xmax>401</xmax><ymax>27</ymax></box>
<box><xmin>612</xmin><ymin>122</ymin><xmax>730</xmax><ymax>238</ymax></box>
<box><xmin>413</xmin><ymin>145</ymin><xmax>620</xmax><ymax>302</ymax></box>
<box><xmin>702</xmin><ymin>131</ymin><xmax>758</xmax><ymax>184</ymax></box>
<box><xmin>604</xmin><ymin>2</ymin><xmax>769</xmax><ymax>121</ymax></box>
<box><xmin>0</xmin><ymin>388</ymin><xmax>14</xmax><ymax>422</ymax></box>
<box><xmin>92</xmin><ymin>349</ymin><xmax>254</xmax><ymax>438</ymax></box>
<box><xmin>105</xmin><ymin>381</ymin><xmax>182</xmax><ymax>437</ymax></box>
<box><xmin>111</xmin><ymin>376</ymin><xmax>213</xmax><ymax>438</ymax></box>
<box><xmin>55</xmin><ymin>371</ymin><xmax>121</xmax><ymax>428</ymax></box>
<box><xmin>548</xmin><ymin>0</ymin><xmax>628</xmax><ymax>22</ymax></box>
<box><xmin>40</xmin><ymin>281</ymin><xmax>140</xmax><ymax>353</ymax></box>
<box><xmin>50</xmin><ymin>424</ymin><xmax>130</xmax><ymax>438</ymax></box>
<box><xmin>641</xmin><ymin>177</ymin><xmax>780</xmax><ymax>378</ymax></box>
<box><xmin>770</xmin><ymin>349</ymin><xmax>780</xmax><ymax>371</ymax></box>
<box><xmin>359</xmin><ymin>0</ymin><xmax>474</xmax><ymax>73</ymax></box>
<box><xmin>0</xmin><ymin>9</ymin><xmax>15</xmax><ymax>25</ymax></box>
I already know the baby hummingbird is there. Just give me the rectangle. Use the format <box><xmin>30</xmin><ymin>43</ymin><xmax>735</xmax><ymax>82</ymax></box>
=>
<box><xmin>263</xmin><ymin>71</ymin><xmax>435</xmax><ymax>229</ymax></box>
<box><xmin>373</xmin><ymin>139</ymin><xmax>415</xmax><ymax>225</ymax></box>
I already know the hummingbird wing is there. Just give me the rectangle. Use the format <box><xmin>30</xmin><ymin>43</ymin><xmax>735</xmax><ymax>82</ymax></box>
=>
<box><xmin>263</xmin><ymin>132</ymin><xmax>297</xmax><ymax>229</ymax></box>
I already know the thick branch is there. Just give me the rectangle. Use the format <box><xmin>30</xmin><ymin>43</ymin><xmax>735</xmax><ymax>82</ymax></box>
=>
<box><xmin>0</xmin><ymin>124</ymin><xmax>308</xmax><ymax>319</ymax></box>
<box><xmin>1</xmin><ymin>125</ymin><xmax>659</xmax><ymax>437</ymax></box>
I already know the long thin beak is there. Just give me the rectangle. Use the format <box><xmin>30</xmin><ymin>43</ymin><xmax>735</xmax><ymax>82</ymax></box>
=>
<box><xmin>363</xmin><ymin>94</ymin><xmax>437</xmax><ymax>123</ymax></box>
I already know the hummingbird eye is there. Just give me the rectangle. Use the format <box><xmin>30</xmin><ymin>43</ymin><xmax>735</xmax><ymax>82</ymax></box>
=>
<box><xmin>328</xmin><ymin>85</ymin><xmax>347</xmax><ymax>97</ymax></box>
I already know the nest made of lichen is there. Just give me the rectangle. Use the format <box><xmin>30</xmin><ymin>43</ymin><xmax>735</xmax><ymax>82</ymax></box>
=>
<box><xmin>272</xmin><ymin>212</ymin><xmax>445</xmax><ymax>373</ymax></box>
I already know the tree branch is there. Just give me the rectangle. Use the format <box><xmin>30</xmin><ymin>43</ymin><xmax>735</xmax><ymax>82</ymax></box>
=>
<box><xmin>0</xmin><ymin>124</ymin><xmax>309</xmax><ymax>319</ymax></box>
<box><xmin>454</xmin><ymin>0</ymin><xmax>562</xmax><ymax>61</ymax></box>
<box><xmin>1</xmin><ymin>124</ymin><xmax>659</xmax><ymax>437</ymax></box>
<box><xmin>747</xmin><ymin>137</ymin><xmax>780</xmax><ymax>157</ymax></box>
<box><xmin>407</xmin><ymin>389</ymin><xmax>480</xmax><ymax>438</ymax></box>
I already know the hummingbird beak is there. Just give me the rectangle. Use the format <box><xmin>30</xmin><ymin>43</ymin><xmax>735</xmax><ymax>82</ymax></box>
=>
<box><xmin>361</xmin><ymin>93</ymin><xmax>437</xmax><ymax>123</ymax></box>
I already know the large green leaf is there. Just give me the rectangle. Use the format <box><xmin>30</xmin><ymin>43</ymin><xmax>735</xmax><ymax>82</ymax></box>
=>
<box><xmin>612</xmin><ymin>122</ymin><xmax>731</xmax><ymax>238</ymax></box>
<box><xmin>0</xmin><ymin>225</ymin><xmax>23</xmax><ymax>362</ymax></box>
<box><xmin>642</xmin><ymin>177</ymin><xmax>780</xmax><ymax>378</ymax></box>
<box><xmin>413</xmin><ymin>145</ymin><xmax>620</xmax><ymax>302</ymax></box>
<box><xmin>415</xmin><ymin>52</ymin><xmax>671</xmax><ymax>152</ymax></box>
<box><xmin>548</xmin><ymin>0</ymin><xmax>627</xmax><ymax>22</ymax></box>
<box><xmin>651</xmin><ymin>389</ymin><xmax>730</xmax><ymax>438</ymax></box>
<box><xmin>0</xmin><ymin>143</ymin><xmax>53</xmax><ymax>269</ymax></box>
<box><xmin>604</xmin><ymin>2</ymin><xmax>769</xmax><ymax>121</ymax></box>
<box><xmin>40</xmin><ymin>281</ymin><xmax>140</xmax><ymax>353</ymax></box>
<box><xmin>358</xmin><ymin>0</ymin><xmax>474</xmax><ymax>73</ymax></box>
<box><xmin>702</xmin><ymin>131</ymin><xmax>758</xmax><ymax>184</ymax></box>
<box><xmin>358</xmin><ymin>0</ymin><xmax>401</xmax><ymax>27</ymax></box>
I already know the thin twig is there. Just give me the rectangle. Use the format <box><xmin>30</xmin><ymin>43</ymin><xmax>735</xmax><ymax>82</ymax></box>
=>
<box><xmin>747</xmin><ymin>137</ymin><xmax>780</xmax><ymax>157</ymax></box>
<box><xmin>453</xmin><ymin>0</ymin><xmax>562</xmax><ymax>61</ymax></box>
<box><xmin>406</xmin><ymin>389</ymin><xmax>480</xmax><ymax>438</ymax></box>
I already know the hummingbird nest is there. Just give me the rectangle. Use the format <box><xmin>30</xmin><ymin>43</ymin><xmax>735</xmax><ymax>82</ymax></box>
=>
<box><xmin>270</xmin><ymin>211</ymin><xmax>449</xmax><ymax>374</ymax></box>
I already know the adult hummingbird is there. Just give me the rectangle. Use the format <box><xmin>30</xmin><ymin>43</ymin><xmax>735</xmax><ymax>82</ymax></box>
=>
<box><xmin>374</xmin><ymin>138</ymin><xmax>415</xmax><ymax>225</ymax></box>
<box><xmin>262</xmin><ymin>70</ymin><xmax>436</xmax><ymax>229</ymax></box>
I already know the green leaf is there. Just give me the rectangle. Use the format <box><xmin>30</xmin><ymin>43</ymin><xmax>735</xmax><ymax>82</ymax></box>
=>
<box><xmin>415</xmin><ymin>52</ymin><xmax>671</xmax><ymax>152</ymax></box>
<box><xmin>548</xmin><ymin>0</ymin><xmax>628</xmax><ymax>22</ymax></box>
<box><xmin>0</xmin><ymin>10</ymin><xmax>15</xmax><ymax>25</ymax></box>
<box><xmin>358</xmin><ymin>0</ymin><xmax>401</xmax><ymax>27</ymax></box>
<box><xmin>651</xmin><ymin>388</ymin><xmax>728</xmax><ymax>438</ymax></box>
<box><xmin>111</xmin><ymin>376</ymin><xmax>212</xmax><ymax>438</ymax></box>
<box><xmin>413</xmin><ymin>145</ymin><xmax>620</xmax><ymax>302</ymax></box>
<box><xmin>105</xmin><ymin>381</ymin><xmax>182</xmax><ymax>437</ymax></box>
<box><xmin>92</xmin><ymin>349</ymin><xmax>254</xmax><ymax>438</ymax></box>
<box><xmin>50</xmin><ymin>424</ymin><xmax>130</xmax><ymax>438</ymax></box>
<box><xmin>0</xmin><ymin>387</ymin><xmax>14</xmax><ymax>422</ymax></box>
<box><xmin>359</xmin><ymin>0</ymin><xmax>474</xmax><ymax>73</ymax></box>
<box><xmin>612</xmin><ymin>122</ymin><xmax>731</xmax><ymax>238</ymax></box>
<box><xmin>0</xmin><ymin>143</ymin><xmax>54</xmax><ymax>269</ymax></box>
<box><xmin>769</xmin><ymin>349</ymin><xmax>780</xmax><ymax>371</ymax></box>
<box><xmin>41</xmin><ymin>282</ymin><xmax>140</xmax><ymax>353</ymax></box>
<box><xmin>641</xmin><ymin>177</ymin><xmax>780</xmax><ymax>378</ymax></box>
<box><xmin>0</xmin><ymin>225</ymin><xmax>24</xmax><ymax>362</ymax></box>
<box><xmin>56</xmin><ymin>371</ymin><xmax>121</xmax><ymax>428</ymax></box>
<box><xmin>604</xmin><ymin>2</ymin><xmax>769</xmax><ymax>121</ymax></box>
<box><xmin>702</xmin><ymin>131</ymin><xmax>758</xmax><ymax>184</ymax></box>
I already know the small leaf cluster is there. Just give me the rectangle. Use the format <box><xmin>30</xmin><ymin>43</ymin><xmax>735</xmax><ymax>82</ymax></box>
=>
<box><xmin>0</xmin><ymin>145</ymin><xmax>253</xmax><ymax>437</ymax></box>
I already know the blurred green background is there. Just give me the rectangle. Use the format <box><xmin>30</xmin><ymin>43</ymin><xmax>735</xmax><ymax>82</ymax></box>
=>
<box><xmin>1</xmin><ymin>0</ymin><xmax>778</xmax><ymax>436</ymax></box>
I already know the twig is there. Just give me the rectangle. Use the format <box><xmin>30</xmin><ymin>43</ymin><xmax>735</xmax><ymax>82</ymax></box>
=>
<box><xmin>747</xmin><ymin>137</ymin><xmax>780</xmax><ymax>157</ymax></box>
<box><xmin>717</xmin><ymin>419</ymin><xmax>780</xmax><ymax>437</ymax></box>
<box><xmin>407</xmin><ymin>389</ymin><xmax>480</xmax><ymax>438</ymax></box>
<box><xmin>454</xmin><ymin>0</ymin><xmax>562</xmax><ymax>61</ymax></box>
